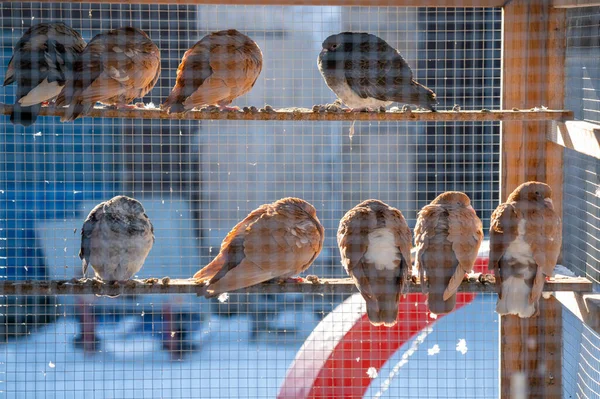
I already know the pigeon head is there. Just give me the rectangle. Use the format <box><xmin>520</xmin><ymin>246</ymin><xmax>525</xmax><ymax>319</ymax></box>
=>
<box><xmin>430</xmin><ymin>191</ymin><xmax>472</xmax><ymax>209</ymax></box>
<box><xmin>319</xmin><ymin>32</ymin><xmax>389</xmax><ymax>71</ymax></box>
<box><xmin>105</xmin><ymin>195</ymin><xmax>146</xmax><ymax>216</ymax></box>
<box><xmin>277</xmin><ymin>197</ymin><xmax>318</xmax><ymax>219</ymax></box>
<box><xmin>509</xmin><ymin>181</ymin><xmax>553</xmax><ymax>204</ymax></box>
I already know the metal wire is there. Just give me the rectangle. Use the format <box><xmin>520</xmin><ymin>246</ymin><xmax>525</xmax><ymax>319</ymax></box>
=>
<box><xmin>0</xmin><ymin>3</ymin><xmax>507</xmax><ymax>398</ymax></box>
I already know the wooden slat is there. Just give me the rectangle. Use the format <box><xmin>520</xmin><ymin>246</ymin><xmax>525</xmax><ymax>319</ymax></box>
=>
<box><xmin>0</xmin><ymin>275</ymin><xmax>592</xmax><ymax>296</ymax></box>
<box><xmin>3</xmin><ymin>0</ymin><xmax>506</xmax><ymax>7</ymax></box>
<box><xmin>501</xmin><ymin>0</ymin><xmax>567</xmax><ymax>201</ymax></box>
<box><xmin>501</xmin><ymin>1</ymin><xmax>567</xmax><ymax>397</ymax></box>
<box><xmin>500</xmin><ymin>297</ymin><xmax>563</xmax><ymax>399</ymax></box>
<box><xmin>552</xmin><ymin>0</ymin><xmax>600</xmax><ymax>7</ymax></box>
<box><xmin>554</xmin><ymin>292</ymin><xmax>600</xmax><ymax>335</ymax></box>
<box><xmin>553</xmin><ymin>120</ymin><xmax>600</xmax><ymax>159</ymax></box>
<box><xmin>0</xmin><ymin>104</ymin><xmax>573</xmax><ymax>122</ymax></box>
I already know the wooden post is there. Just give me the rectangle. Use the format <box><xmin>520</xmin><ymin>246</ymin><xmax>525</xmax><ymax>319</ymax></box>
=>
<box><xmin>500</xmin><ymin>297</ymin><xmax>563</xmax><ymax>398</ymax></box>
<box><xmin>501</xmin><ymin>0</ymin><xmax>566</xmax><ymax>397</ymax></box>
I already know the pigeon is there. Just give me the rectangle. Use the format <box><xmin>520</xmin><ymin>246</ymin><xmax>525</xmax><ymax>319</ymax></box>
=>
<box><xmin>162</xmin><ymin>29</ymin><xmax>263</xmax><ymax>114</ymax></box>
<box><xmin>80</xmin><ymin>195</ymin><xmax>154</xmax><ymax>282</ymax></box>
<box><xmin>194</xmin><ymin>197</ymin><xmax>324</xmax><ymax>298</ymax></box>
<box><xmin>56</xmin><ymin>27</ymin><xmax>160</xmax><ymax>122</ymax></box>
<box><xmin>490</xmin><ymin>182</ymin><xmax>562</xmax><ymax>318</ymax></box>
<box><xmin>414</xmin><ymin>192</ymin><xmax>483</xmax><ymax>314</ymax></box>
<box><xmin>317</xmin><ymin>32</ymin><xmax>437</xmax><ymax>111</ymax></box>
<box><xmin>337</xmin><ymin>199</ymin><xmax>412</xmax><ymax>327</ymax></box>
<box><xmin>3</xmin><ymin>22</ymin><xmax>86</xmax><ymax>126</ymax></box>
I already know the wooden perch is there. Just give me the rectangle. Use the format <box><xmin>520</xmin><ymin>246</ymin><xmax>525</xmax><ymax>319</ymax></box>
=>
<box><xmin>0</xmin><ymin>103</ymin><xmax>574</xmax><ymax>123</ymax></box>
<box><xmin>0</xmin><ymin>275</ymin><xmax>592</xmax><ymax>297</ymax></box>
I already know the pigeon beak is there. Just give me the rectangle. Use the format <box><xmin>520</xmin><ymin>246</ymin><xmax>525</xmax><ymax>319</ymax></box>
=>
<box><xmin>544</xmin><ymin>198</ymin><xmax>554</xmax><ymax>210</ymax></box>
<box><xmin>320</xmin><ymin>48</ymin><xmax>328</xmax><ymax>55</ymax></box>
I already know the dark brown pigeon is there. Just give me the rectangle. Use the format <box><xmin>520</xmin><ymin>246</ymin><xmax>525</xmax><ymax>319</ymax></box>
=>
<box><xmin>317</xmin><ymin>32</ymin><xmax>437</xmax><ymax>111</ymax></box>
<box><xmin>4</xmin><ymin>22</ymin><xmax>86</xmax><ymax>126</ymax></box>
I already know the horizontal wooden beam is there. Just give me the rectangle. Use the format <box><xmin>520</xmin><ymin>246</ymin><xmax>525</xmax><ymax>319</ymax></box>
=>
<box><xmin>0</xmin><ymin>104</ymin><xmax>574</xmax><ymax>123</ymax></box>
<box><xmin>554</xmin><ymin>291</ymin><xmax>600</xmax><ymax>335</ymax></box>
<box><xmin>1</xmin><ymin>0</ymin><xmax>506</xmax><ymax>7</ymax></box>
<box><xmin>552</xmin><ymin>0</ymin><xmax>600</xmax><ymax>8</ymax></box>
<box><xmin>553</xmin><ymin>120</ymin><xmax>600</xmax><ymax>159</ymax></box>
<box><xmin>0</xmin><ymin>275</ymin><xmax>592</xmax><ymax>296</ymax></box>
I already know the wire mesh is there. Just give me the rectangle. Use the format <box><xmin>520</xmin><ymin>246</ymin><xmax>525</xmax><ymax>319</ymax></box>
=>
<box><xmin>565</xmin><ymin>6</ymin><xmax>600</xmax><ymax>125</ymax></box>
<box><xmin>0</xmin><ymin>3</ymin><xmax>504</xmax><ymax>398</ymax></box>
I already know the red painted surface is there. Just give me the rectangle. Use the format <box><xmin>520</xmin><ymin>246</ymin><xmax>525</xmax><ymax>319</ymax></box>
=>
<box><xmin>306</xmin><ymin>293</ymin><xmax>476</xmax><ymax>399</ymax></box>
<box><xmin>279</xmin><ymin>253</ymin><xmax>490</xmax><ymax>399</ymax></box>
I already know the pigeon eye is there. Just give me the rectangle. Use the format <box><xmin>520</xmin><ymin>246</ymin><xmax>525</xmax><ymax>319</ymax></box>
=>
<box><xmin>535</xmin><ymin>191</ymin><xmax>540</xmax><ymax>196</ymax></box>
<box><xmin>331</xmin><ymin>44</ymin><xmax>338</xmax><ymax>50</ymax></box>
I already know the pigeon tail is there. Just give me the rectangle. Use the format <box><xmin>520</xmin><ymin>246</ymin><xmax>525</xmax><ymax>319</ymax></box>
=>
<box><xmin>161</xmin><ymin>88</ymin><xmax>187</xmax><ymax>114</ymax></box>
<box><xmin>61</xmin><ymin>101</ymin><xmax>94</xmax><ymax>122</ymax></box>
<box><xmin>10</xmin><ymin>103</ymin><xmax>41</xmax><ymax>126</ymax></box>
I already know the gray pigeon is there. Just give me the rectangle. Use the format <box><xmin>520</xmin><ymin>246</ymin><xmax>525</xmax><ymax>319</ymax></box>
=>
<box><xmin>317</xmin><ymin>32</ymin><xmax>437</xmax><ymax>111</ymax></box>
<box><xmin>80</xmin><ymin>195</ymin><xmax>154</xmax><ymax>281</ymax></box>
<box><xmin>3</xmin><ymin>22</ymin><xmax>86</xmax><ymax>126</ymax></box>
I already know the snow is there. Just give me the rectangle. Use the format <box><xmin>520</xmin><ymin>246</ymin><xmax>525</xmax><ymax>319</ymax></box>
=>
<box><xmin>1</xmin><ymin>312</ymin><xmax>317</xmax><ymax>399</ymax></box>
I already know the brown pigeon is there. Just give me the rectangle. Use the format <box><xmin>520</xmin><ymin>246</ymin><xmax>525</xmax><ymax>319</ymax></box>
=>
<box><xmin>193</xmin><ymin>197</ymin><xmax>324</xmax><ymax>297</ymax></box>
<box><xmin>317</xmin><ymin>32</ymin><xmax>437</xmax><ymax>111</ymax></box>
<box><xmin>4</xmin><ymin>22</ymin><xmax>86</xmax><ymax>126</ymax></box>
<box><xmin>414</xmin><ymin>192</ymin><xmax>483</xmax><ymax>314</ymax></box>
<box><xmin>161</xmin><ymin>29</ymin><xmax>263</xmax><ymax>114</ymax></box>
<box><xmin>80</xmin><ymin>195</ymin><xmax>154</xmax><ymax>282</ymax></box>
<box><xmin>56</xmin><ymin>27</ymin><xmax>160</xmax><ymax>122</ymax></box>
<box><xmin>337</xmin><ymin>199</ymin><xmax>412</xmax><ymax>327</ymax></box>
<box><xmin>490</xmin><ymin>181</ymin><xmax>562</xmax><ymax>318</ymax></box>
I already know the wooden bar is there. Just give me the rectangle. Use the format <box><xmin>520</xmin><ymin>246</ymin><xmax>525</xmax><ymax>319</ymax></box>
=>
<box><xmin>2</xmin><ymin>0</ymin><xmax>506</xmax><ymax>7</ymax></box>
<box><xmin>501</xmin><ymin>0</ymin><xmax>567</xmax><ymax>200</ymax></box>
<box><xmin>501</xmin><ymin>1</ymin><xmax>567</xmax><ymax>397</ymax></box>
<box><xmin>0</xmin><ymin>104</ymin><xmax>574</xmax><ymax>122</ymax></box>
<box><xmin>554</xmin><ymin>292</ymin><xmax>600</xmax><ymax>335</ymax></box>
<box><xmin>501</xmin><ymin>297</ymin><xmax>563</xmax><ymax>399</ymax></box>
<box><xmin>0</xmin><ymin>275</ymin><xmax>592</xmax><ymax>296</ymax></box>
<box><xmin>553</xmin><ymin>121</ymin><xmax>600</xmax><ymax>160</ymax></box>
<box><xmin>552</xmin><ymin>0</ymin><xmax>600</xmax><ymax>7</ymax></box>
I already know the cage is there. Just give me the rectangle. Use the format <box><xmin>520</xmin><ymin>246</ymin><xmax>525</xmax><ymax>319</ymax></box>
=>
<box><xmin>0</xmin><ymin>0</ymin><xmax>598</xmax><ymax>398</ymax></box>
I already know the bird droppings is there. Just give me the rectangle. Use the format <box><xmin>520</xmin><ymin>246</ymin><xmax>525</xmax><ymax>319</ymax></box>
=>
<box><xmin>456</xmin><ymin>338</ymin><xmax>468</xmax><ymax>355</ymax></box>
<box><xmin>480</xmin><ymin>108</ymin><xmax>491</xmax><ymax>113</ymax></box>
<box><xmin>429</xmin><ymin>312</ymin><xmax>438</xmax><ymax>320</ymax></box>
<box><xmin>366</xmin><ymin>367</ymin><xmax>378</xmax><ymax>379</ymax></box>
<box><xmin>48</xmin><ymin>361</ymin><xmax>55</xmax><ymax>368</ymax></box>
<box><xmin>401</xmin><ymin>105</ymin><xmax>411</xmax><ymax>113</ymax></box>
<box><xmin>161</xmin><ymin>277</ymin><xmax>171</xmax><ymax>285</ymax></box>
<box><xmin>144</xmin><ymin>278</ymin><xmax>159</xmax><ymax>285</ymax></box>
<box><xmin>217</xmin><ymin>293</ymin><xmax>229</xmax><ymax>303</ymax></box>
<box><xmin>306</xmin><ymin>275</ymin><xmax>320</xmax><ymax>284</ymax></box>
<box><xmin>452</xmin><ymin>104</ymin><xmax>461</xmax><ymax>112</ymax></box>
<box><xmin>427</xmin><ymin>344</ymin><xmax>441</xmax><ymax>356</ymax></box>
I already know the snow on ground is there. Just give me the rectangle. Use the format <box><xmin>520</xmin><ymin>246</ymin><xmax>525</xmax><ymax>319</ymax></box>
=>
<box><xmin>1</xmin><ymin>312</ymin><xmax>318</xmax><ymax>399</ymax></box>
